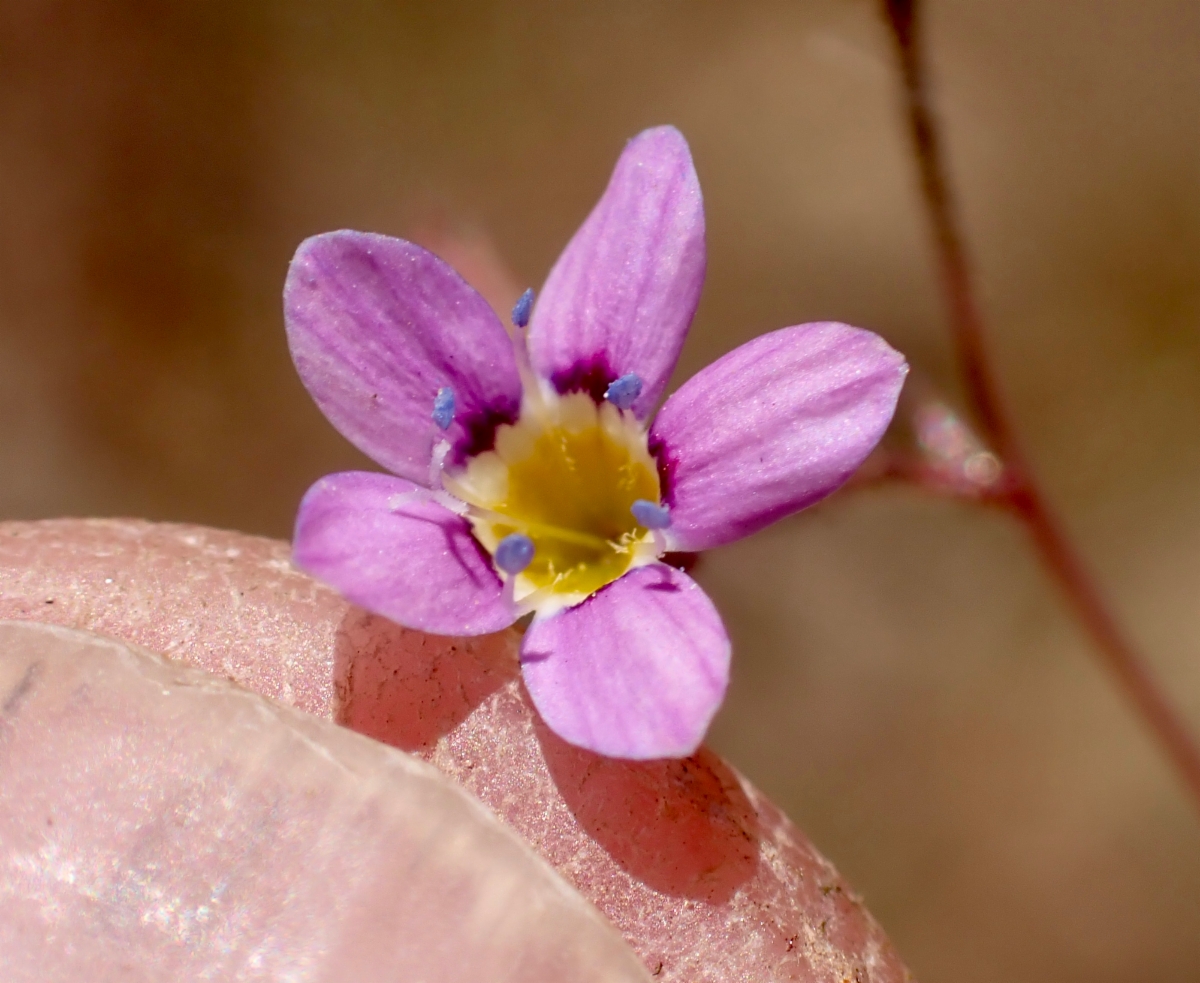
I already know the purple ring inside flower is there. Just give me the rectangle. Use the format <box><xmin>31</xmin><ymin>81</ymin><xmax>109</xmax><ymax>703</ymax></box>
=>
<box><xmin>440</xmin><ymin>384</ymin><xmax>667</xmax><ymax>617</ymax></box>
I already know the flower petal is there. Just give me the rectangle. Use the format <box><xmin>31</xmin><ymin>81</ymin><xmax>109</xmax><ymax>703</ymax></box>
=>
<box><xmin>650</xmin><ymin>321</ymin><xmax>907</xmax><ymax>551</ymax></box>
<box><xmin>285</xmin><ymin>231</ymin><xmax>522</xmax><ymax>484</ymax></box>
<box><xmin>520</xmin><ymin>564</ymin><xmax>730</xmax><ymax>760</ymax></box>
<box><xmin>293</xmin><ymin>471</ymin><xmax>517</xmax><ymax>636</ymax></box>
<box><xmin>528</xmin><ymin>126</ymin><xmax>705</xmax><ymax>418</ymax></box>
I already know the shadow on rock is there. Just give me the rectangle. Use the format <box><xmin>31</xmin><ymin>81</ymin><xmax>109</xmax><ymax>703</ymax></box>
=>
<box><xmin>333</xmin><ymin>606</ymin><xmax>519</xmax><ymax>753</ymax></box>
<box><xmin>535</xmin><ymin>710</ymin><xmax>760</xmax><ymax>903</ymax></box>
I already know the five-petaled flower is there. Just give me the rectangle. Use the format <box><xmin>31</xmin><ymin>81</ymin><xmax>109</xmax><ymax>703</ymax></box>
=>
<box><xmin>286</xmin><ymin>126</ymin><xmax>907</xmax><ymax>760</ymax></box>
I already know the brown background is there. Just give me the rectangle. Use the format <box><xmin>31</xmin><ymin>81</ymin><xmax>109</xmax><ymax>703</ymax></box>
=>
<box><xmin>2</xmin><ymin>1</ymin><xmax>1199</xmax><ymax>980</ymax></box>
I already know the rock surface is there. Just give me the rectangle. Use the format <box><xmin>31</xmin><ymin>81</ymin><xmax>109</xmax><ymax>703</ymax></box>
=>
<box><xmin>0</xmin><ymin>620</ymin><xmax>650</xmax><ymax>983</ymax></box>
<box><xmin>0</xmin><ymin>518</ymin><xmax>911</xmax><ymax>982</ymax></box>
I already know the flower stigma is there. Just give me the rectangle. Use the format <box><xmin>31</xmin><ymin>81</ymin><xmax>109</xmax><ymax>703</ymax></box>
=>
<box><xmin>441</xmin><ymin>386</ymin><xmax>666</xmax><ymax>615</ymax></box>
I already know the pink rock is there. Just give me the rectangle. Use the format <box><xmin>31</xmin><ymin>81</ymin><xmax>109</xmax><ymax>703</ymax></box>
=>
<box><xmin>0</xmin><ymin>620</ymin><xmax>650</xmax><ymax>983</ymax></box>
<box><xmin>0</xmin><ymin>519</ymin><xmax>911</xmax><ymax>983</ymax></box>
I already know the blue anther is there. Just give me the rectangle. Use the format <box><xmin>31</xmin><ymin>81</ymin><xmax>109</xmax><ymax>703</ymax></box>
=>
<box><xmin>604</xmin><ymin>373</ymin><xmax>643</xmax><ymax>410</ymax></box>
<box><xmin>494</xmin><ymin>533</ymin><xmax>535</xmax><ymax>574</ymax></box>
<box><xmin>631</xmin><ymin>499</ymin><xmax>671</xmax><ymax>530</ymax></box>
<box><xmin>432</xmin><ymin>386</ymin><xmax>456</xmax><ymax>430</ymax></box>
<box><xmin>511</xmin><ymin>288</ymin><xmax>535</xmax><ymax>328</ymax></box>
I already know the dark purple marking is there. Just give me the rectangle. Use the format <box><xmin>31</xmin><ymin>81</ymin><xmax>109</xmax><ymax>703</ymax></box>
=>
<box><xmin>549</xmin><ymin>354</ymin><xmax>616</xmax><ymax>405</ymax></box>
<box><xmin>648</xmin><ymin>431</ymin><xmax>677</xmax><ymax>508</ymax></box>
<box><xmin>452</xmin><ymin>398</ymin><xmax>520</xmax><ymax>464</ymax></box>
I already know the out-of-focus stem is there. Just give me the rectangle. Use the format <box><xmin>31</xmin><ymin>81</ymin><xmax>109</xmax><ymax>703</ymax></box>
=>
<box><xmin>879</xmin><ymin>0</ymin><xmax>1200</xmax><ymax>813</ymax></box>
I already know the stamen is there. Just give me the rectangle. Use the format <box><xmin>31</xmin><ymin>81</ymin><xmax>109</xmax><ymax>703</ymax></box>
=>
<box><xmin>494</xmin><ymin>533</ymin><xmax>535</xmax><ymax>574</ymax></box>
<box><xmin>388</xmin><ymin>489</ymin><xmax>431</xmax><ymax>511</ymax></box>
<box><xmin>389</xmin><ymin>485</ymin><xmax>467</xmax><ymax>517</ymax></box>
<box><xmin>421</xmin><ymin>441</ymin><xmax>470</xmax><ymax>514</ymax></box>
<box><xmin>432</xmin><ymin>386</ymin><xmax>456</xmax><ymax>429</ymax></box>
<box><xmin>631</xmin><ymin>499</ymin><xmax>671</xmax><ymax>529</ymax></box>
<box><xmin>511</xmin><ymin>288</ymin><xmax>535</xmax><ymax>328</ymax></box>
<box><xmin>504</xmin><ymin>289</ymin><xmax>547</xmax><ymax>412</ymax></box>
<box><xmin>604</xmin><ymin>373</ymin><xmax>643</xmax><ymax>410</ymax></box>
<box><xmin>429</xmin><ymin>439</ymin><xmax>451</xmax><ymax>489</ymax></box>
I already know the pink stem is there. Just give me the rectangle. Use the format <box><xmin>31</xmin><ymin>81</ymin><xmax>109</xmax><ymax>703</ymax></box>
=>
<box><xmin>880</xmin><ymin>0</ymin><xmax>1200</xmax><ymax>813</ymax></box>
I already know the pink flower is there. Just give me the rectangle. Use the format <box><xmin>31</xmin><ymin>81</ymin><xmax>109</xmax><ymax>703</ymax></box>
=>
<box><xmin>286</xmin><ymin>126</ymin><xmax>907</xmax><ymax>760</ymax></box>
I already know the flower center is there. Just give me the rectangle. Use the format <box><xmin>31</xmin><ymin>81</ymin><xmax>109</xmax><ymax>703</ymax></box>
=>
<box><xmin>443</xmin><ymin>390</ymin><xmax>662</xmax><ymax>612</ymax></box>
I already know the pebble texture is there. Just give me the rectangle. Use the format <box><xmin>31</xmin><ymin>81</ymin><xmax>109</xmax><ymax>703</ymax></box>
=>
<box><xmin>0</xmin><ymin>519</ymin><xmax>912</xmax><ymax>983</ymax></box>
<box><xmin>0</xmin><ymin>620</ymin><xmax>650</xmax><ymax>983</ymax></box>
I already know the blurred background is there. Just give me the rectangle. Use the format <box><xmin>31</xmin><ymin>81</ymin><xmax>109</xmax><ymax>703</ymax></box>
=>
<box><xmin>2</xmin><ymin>0</ymin><xmax>1199</xmax><ymax>979</ymax></box>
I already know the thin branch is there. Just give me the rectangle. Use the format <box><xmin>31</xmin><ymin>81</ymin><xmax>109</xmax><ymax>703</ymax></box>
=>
<box><xmin>879</xmin><ymin>0</ymin><xmax>1200</xmax><ymax>813</ymax></box>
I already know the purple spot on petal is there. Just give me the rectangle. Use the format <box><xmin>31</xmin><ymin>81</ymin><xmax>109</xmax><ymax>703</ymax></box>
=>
<box><xmin>549</xmin><ymin>354</ymin><xmax>616</xmax><ymax>405</ymax></box>
<box><xmin>635</xmin><ymin>563</ymin><xmax>680</xmax><ymax>591</ymax></box>
<box><xmin>648</xmin><ymin>431</ymin><xmax>677</xmax><ymax>507</ymax></box>
<box><xmin>451</xmin><ymin>398</ymin><xmax>521</xmax><ymax>464</ymax></box>
<box><xmin>518</xmin><ymin>646</ymin><xmax>553</xmax><ymax>666</ymax></box>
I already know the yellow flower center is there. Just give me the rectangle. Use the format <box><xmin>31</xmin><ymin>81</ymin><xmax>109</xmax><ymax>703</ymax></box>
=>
<box><xmin>443</xmin><ymin>390</ymin><xmax>662</xmax><ymax>613</ymax></box>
